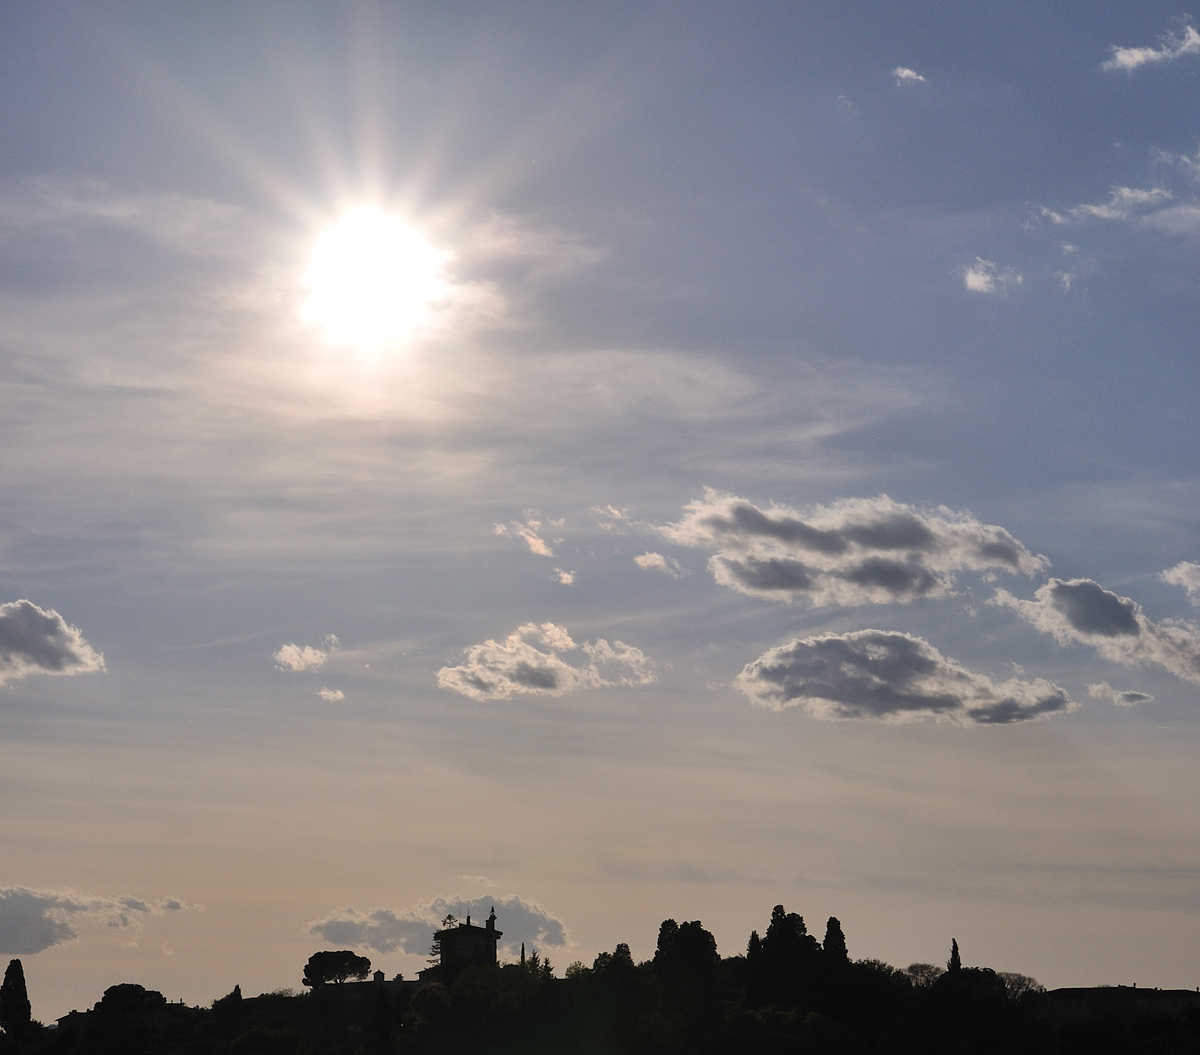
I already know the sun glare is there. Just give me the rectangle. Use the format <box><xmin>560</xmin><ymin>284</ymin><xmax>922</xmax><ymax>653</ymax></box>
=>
<box><xmin>302</xmin><ymin>208</ymin><xmax>448</xmax><ymax>348</ymax></box>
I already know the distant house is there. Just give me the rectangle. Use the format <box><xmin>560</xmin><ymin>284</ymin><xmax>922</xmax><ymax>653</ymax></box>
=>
<box><xmin>418</xmin><ymin>908</ymin><xmax>503</xmax><ymax>984</ymax></box>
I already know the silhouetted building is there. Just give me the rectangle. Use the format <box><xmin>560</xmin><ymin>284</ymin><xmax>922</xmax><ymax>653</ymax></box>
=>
<box><xmin>419</xmin><ymin>908</ymin><xmax>502</xmax><ymax>984</ymax></box>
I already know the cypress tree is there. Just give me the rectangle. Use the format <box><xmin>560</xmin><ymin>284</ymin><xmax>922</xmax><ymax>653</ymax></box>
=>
<box><xmin>0</xmin><ymin>959</ymin><xmax>31</xmax><ymax>1038</ymax></box>
<box><xmin>823</xmin><ymin>917</ymin><xmax>848</xmax><ymax>962</ymax></box>
<box><xmin>948</xmin><ymin>939</ymin><xmax>961</xmax><ymax>974</ymax></box>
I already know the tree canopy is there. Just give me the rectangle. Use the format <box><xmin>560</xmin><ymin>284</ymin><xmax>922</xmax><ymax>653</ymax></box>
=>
<box><xmin>302</xmin><ymin>950</ymin><xmax>372</xmax><ymax>987</ymax></box>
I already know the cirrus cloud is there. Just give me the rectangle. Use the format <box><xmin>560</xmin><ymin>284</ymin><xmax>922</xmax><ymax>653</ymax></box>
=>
<box><xmin>737</xmin><ymin>630</ymin><xmax>1075</xmax><ymax>725</ymax></box>
<box><xmin>995</xmin><ymin>578</ymin><xmax>1200</xmax><ymax>683</ymax></box>
<box><xmin>660</xmin><ymin>490</ymin><xmax>1046</xmax><ymax>607</ymax></box>
<box><xmin>308</xmin><ymin>894</ymin><xmax>567</xmax><ymax>958</ymax></box>
<box><xmin>436</xmin><ymin>622</ymin><xmax>653</xmax><ymax>701</ymax></box>
<box><xmin>0</xmin><ymin>600</ymin><xmax>105</xmax><ymax>687</ymax></box>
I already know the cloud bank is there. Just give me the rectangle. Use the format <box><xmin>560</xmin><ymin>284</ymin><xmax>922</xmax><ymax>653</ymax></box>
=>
<box><xmin>309</xmin><ymin>894</ymin><xmax>567</xmax><ymax>958</ymax></box>
<box><xmin>437</xmin><ymin>623</ymin><xmax>653</xmax><ymax>701</ymax></box>
<box><xmin>1103</xmin><ymin>24</ymin><xmax>1200</xmax><ymax>72</ymax></box>
<box><xmin>0</xmin><ymin>600</ymin><xmax>105</xmax><ymax>687</ymax></box>
<box><xmin>661</xmin><ymin>491</ymin><xmax>1046</xmax><ymax>606</ymax></box>
<box><xmin>0</xmin><ymin>887</ymin><xmax>190</xmax><ymax>954</ymax></box>
<box><xmin>995</xmin><ymin>578</ymin><xmax>1200</xmax><ymax>683</ymax></box>
<box><xmin>274</xmin><ymin>635</ymin><xmax>339</xmax><ymax>672</ymax></box>
<box><xmin>737</xmin><ymin>630</ymin><xmax>1074</xmax><ymax>725</ymax></box>
<box><xmin>1163</xmin><ymin>561</ymin><xmax>1200</xmax><ymax>604</ymax></box>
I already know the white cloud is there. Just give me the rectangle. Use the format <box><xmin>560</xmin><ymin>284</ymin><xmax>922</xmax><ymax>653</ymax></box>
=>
<box><xmin>737</xmin><ymin>630</ymin><xmax>1075</xmax><ymax>725</ymax></box>
<box><xmin>892</xmin><ymin>67</ymin><xmax>927</xmax><ymax>84</ymax></box>
<box><xmin>552</xmin><ymin>568</ymin><xmax>576</xmax><ymax>586</ymax></box>
<box><xmin>317</xmin><ymin>687</ymin><xmax>345</xmax><ymax>701</ymax></box>
<box><xmin>1103</xmin><ymin>24</ymin><xmax>1200</xmax><ymax>72</ymax></box>
<box><xmin>1043</xmin><ymin>187</ymin><xmax>1173</xmax><ymax>226</ymax></box>
<box><xmin>1088</xmin><ymin>682</ymin><xmax>1154</xmax><ymax>707</ymax></box>
<box><xmin>308</xmin><ymin>894</ymin><xmax>567</xmax><ymax>958</ymax></box>
<box><xmin>1058</xmin><ymin>272</ymin><xmax>1074</xmax><ymax>293</ymax></box>
<box><xmin>633</xmin><ymin>552</ymin><xmax>687</xmax><ymax>578</ymax></box>
<box><xmin>962</xmin><ymin>258</ymin><xmax>1022</xmax><ymax>294</ymax></box>
<box><xmin>459</xmin><ymin>875</ymin><xmax>498</xmax><ymax>886</ymax></box>
<box><xmin>436</xmin><ymin>622</ymin><xmax>654</xmax><ymax>701</ymax></box>
<box><xmin>0</xmin><ymin>600</ymin><xmax>105</xmax><ymax>687</ymax></box>
<box><xmin>273</xmin><ymin>634</ymin><xmax>339</xmax><ymax>672</ymax></box>
<box><xmin>660</xmin><ymin>490</ymin><xmax>1046</xmax><ymax>607</ymax></box>
<box><xmin>995</xmin><ymin>578</ymin><xmax>1200</xmax><ymax>683</ymax></box>
<box><xmin>0</xmin><ymin>887</ymin><xmax>193</xmax><ymax>954</ymax></box>
<box><xmin>1163</xmin><ymin>561</ymin><xmax>1200</xmax><ymax>604</ymax></box>
<box><xmin>495</xmin><ymin>514</ymin><xmax>555</xmax><ymax>556</ymax></box>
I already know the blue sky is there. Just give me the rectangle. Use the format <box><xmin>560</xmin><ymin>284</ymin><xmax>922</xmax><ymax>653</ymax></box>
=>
<box><xmin>2</xmin><ymin>1</ymin><xmax>1200</xmax><ymax>1019</ymax></box>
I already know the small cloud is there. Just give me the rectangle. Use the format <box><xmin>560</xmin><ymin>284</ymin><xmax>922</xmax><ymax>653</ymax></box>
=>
<box><xmin>437</xmin><ymin>622</ymin><xmax>654</xmax><ymax>701</ymax></box>
<box><xmin>738</xmin><ymin>630</ymin><xmax>1075</xmax><ymax>725</ymax></box>
<box><xmin>274</xmin><ymin>634</ymin><xmax>339</xmax><ymax>672</ymax></box>
<box><xmin>634</xmin><ymin>552</ymin><xmax>687</xmax><ymax>578</ymax></box>
<box><xmin>459</xmin><ymin>875</ymin><xmax>498</xmax><ymax>886</ymax></box>
<box><xmin>0</xmin><ymin>600</ymin><xmax>105</xmax><ymax>687</ymax></box>
<box><xmin>1163</xmin><ymin>561</ymin><xmax>1200</xmax><ymax>604</ymax></box>
<box><xmin>317</xmin><ymin>687</ymin><xmax>345</xmax><ymax>702</ymax></box>
<box><xmin>1044</xmin><ymin>187</ymin><xmax>1173</xmax><ymax>226</ymax></box>
<box><xmin>836</xmin><ymin>95</ymin><xmax>858</xmax><ymax>120</ymax></box>
<box><xmin>1103</xmin><ymin>24</ymin><xmax>1200</xmax><ymax>72</ymax></box>
<box><xmin>962</xmin><ymin>258</ymin><xmax>1022</xmax><ymax>294</ymax></box>
<box><xmin>1058</xmin><ymin>271</ymin><xmax>1074</xmax><ymax>293</ymax></box>
<box><xmin>552</xmin><ymin>568</ymin><xmax>576</xmax><ymax>586</ymax></box>
<box><xmin>1088</xmin><ymin>682</ymin><xmax>1154</xmax><ymax>707</ymax></box>
<box><xmin>995</xmin><ymin>578</ymin><xmax>1200</xmax><ymax>683</ymax></box>
<box><xmin>161</xmin><ymin>942</ymin><xmax>175</xmax><ymax>957</ymax></box>
<box><xmin>892</xmin><ymin>67</ymin><xmax>927</xmax><ymax>84</ymax></box>
<box><xmin>1062</xmin><ymin>244</ymin><xmax>1079</xmax><ymax>253</ymax></box>
<box><xmin>497</xmin><ymin>513</ymin><xmax>556</xmax><ymax>556</ymax></box>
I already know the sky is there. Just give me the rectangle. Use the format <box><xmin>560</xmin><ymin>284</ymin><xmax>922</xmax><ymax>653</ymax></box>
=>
<box><xmin>2</xmin><ymin>0</ymin><xmax>1200</xmax><ymax>1022</ymax></box>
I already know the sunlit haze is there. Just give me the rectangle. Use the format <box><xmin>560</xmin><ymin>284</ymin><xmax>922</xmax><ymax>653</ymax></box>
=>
<box><xmin>302</xmin><ymin>209</ymin><xmax>448</xmax><ymax>348</ymax></box>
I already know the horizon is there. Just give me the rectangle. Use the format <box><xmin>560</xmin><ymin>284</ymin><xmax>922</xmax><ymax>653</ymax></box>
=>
<box><xmin>1</xmin><ymin>1</ymin><xmax>1199</xmax><ymax>1024</ymax></box>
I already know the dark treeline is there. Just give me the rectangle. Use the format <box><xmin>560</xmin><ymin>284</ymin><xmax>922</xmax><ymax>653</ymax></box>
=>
<box><xmin>2</xmin><ymin>905</ymin><xmax>1199</xmax><ymax>1055</ymax></box>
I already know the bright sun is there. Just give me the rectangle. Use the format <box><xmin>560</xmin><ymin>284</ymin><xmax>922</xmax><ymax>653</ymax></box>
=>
<box><xmin>302</xmin><ymin>208</ymin><xmax>448</xmax><ymax>348</ymax></box>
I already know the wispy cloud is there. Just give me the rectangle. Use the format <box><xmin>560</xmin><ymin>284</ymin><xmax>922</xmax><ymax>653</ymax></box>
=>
<box><xmin>660</xmin><ymin>490</ymin><xmax>1046</xmax><ymax>606</ymax></box>
<box><xmin>0</xmin><ymin>887</ymin><xmax>193</xmax><ymax>954</ymax></box>
<box><xmin>437</xmin><ymin>623</ymin><xmax>654</xmax><ymax>701</ymax></box>
<box><xmin>1088</xmin><ymin>682</ymin><xmax>1153</xmax><ymax>707</ymax></box>
<box><xmin>633</xmin><ymin>552</ymin><xmax>687</xmax><ymax>578</ymax></box>
<box><xmin>317</xmin><ymin>687</ymin><xmax>345</xmax><ymax>702</ymax></box>
<box><xmin>1103</xmin><ymin>24</ymin><xmax>1200</xmax><ymax>72</ymax></box>
<box><xmin>273</xmin><ymin>634</ymin><xmax>339</xmax><ymax>672</ymax></box>
<box><xmin>892</xmin><ymin>67</ymin><xmax>927</xmax><ymax>84</ymax></box>
<box><xmin>309</xmin><ymin>894</ymin><xmax>567</xmax><ymax>958</ymax></box>
<box><xmin>494</xmin><ymin>513</ymin><xmax>559</xmax><ymax>557</ymax></box>
<box><xmin>738</xmin><ymin>630</ymin><xmax>1075</xmax><ymax>724</ymax></box>
<box><xmin>962</xmin><ymin>258</ymin><xmax>1022</xmax><ymax>294</ymax></box>
<box><xmin>1042</xmin><ymin>186</ymin><xmax>1173</xmax><ymax>225</ymax></box>
<box><xmin>1163</xmin><ymin>561</ymin><xmax>1200</xmax><ymax>604</ymax></box>
<box><xmin>0</xmin><ymin>600</ymin><xmax>105</xmax><ymax>687</ymax></box>
<box><xmin>995</xmin><ymin>578</ymin><xmax>1200</xmax><ymax>683</ymax></box>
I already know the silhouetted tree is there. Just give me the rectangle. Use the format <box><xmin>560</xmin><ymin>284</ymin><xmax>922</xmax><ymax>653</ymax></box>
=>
<box><xmin>0</xmin><ymin>960</ymin><xmax>31</xmax><ymax>1039</ymax></box>
<box><xmin>948</xmin><ymin>938</ymin><xmax>962</xmax><ymax>974</ymax></box>
<box><xmin>760</xmin><ymin>904</ymin><xmax>822</xmax><ymax>1008</ymax></box>
<box><xmin>302</xmin><ymin>950</ymin><xmax>371</xmax><ymax>987</ymax></box>
<box><xmin>428</xmin><ymin>914</ymin><xmax>459</xmax><ymax>966</ymax></box>
<box><xmin>823</xmin><ymin>917</ymin><xmax>848</xmax><ymax>963</ymax></box>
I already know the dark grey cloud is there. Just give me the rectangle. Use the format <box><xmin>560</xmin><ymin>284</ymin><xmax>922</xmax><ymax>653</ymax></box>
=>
<box><xmin>0</xmin><ymin>600</ymin><xmax>105</xmax><ymax>686</ymax></box>
<box><xmin>662</xmin><ymin>491</ymin><xmax>1047</xmax><ymax>606</ymax></box>
<box><xmin>737</xmin><ymin>630</ymin><xmax>1075</xmax><ymax>725</ymax></box>
<box><xmin>437</xmin><ymin>622</ymin><xmax>653</xmax><ymax>701</ymax></box>
<box><xmin>1088</xmin><ymin>683</ymin><xmax>1154</xmax><ymax>708</ymax></box>
<box><xmin>996</xmin><ymin>579</ymin><xmax>1200</xmax><ymax>683</ymax></box>
<box><xmin>309</xmin><ymin>894</ymin><xmax>567</xmax><ymax>959</ymax></box>
<box><xmin>0</xmin><ymin>888</ymin><xmax>191</xmax><ymax>954</ymax></box>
